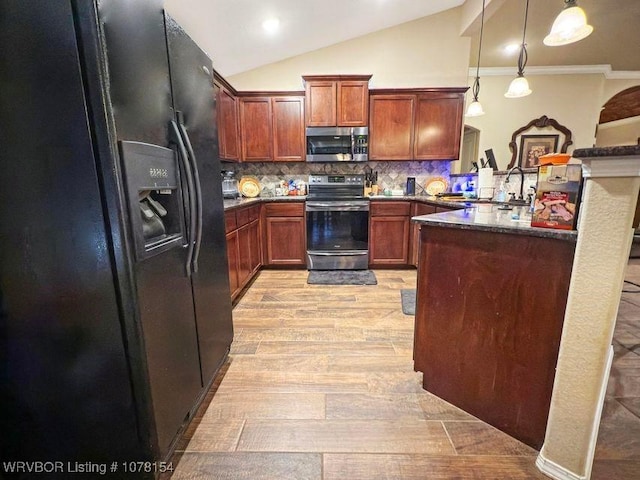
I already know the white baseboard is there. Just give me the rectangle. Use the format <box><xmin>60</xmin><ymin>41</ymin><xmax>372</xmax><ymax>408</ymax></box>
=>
<box><xmin>536</xmin><ymin>454</ymin><xmax>586</xmax><ymax>480</ymax></box>
<box><xmin>536</xmin><ymin>345</ymin><xmax>614</xmax><ymax>480</ymax></box>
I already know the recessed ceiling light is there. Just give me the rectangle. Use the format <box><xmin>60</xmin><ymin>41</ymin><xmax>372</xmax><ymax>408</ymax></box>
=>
<box><xmin>262</xmin><ymin>17</ymin><xmax>280</xmax><ymax>34</ymax></box>
<box><xmin>503</xmin><ymin>43</ymin><xmax>520</xmax><ymax>54</ymax></box>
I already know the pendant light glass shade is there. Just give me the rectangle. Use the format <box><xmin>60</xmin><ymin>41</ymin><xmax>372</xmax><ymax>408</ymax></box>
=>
<box><xmin>505</xmin><ymin>0</ymin><xmax>532</xmax><ymax>98</ymax></box>
<box><xmin>544</xmin><ymin>1</ymin><xmax>593</xmax><ymax>46</ymax></box>
<box><xmin>504</xmin><ymin>75</ymin><xmax>532</xmax><ymax>98</ymax></box>
<box><xmin>466</xmin><ymin>100</ymin><xmax>485</xmax><ymax>117</ymax></box>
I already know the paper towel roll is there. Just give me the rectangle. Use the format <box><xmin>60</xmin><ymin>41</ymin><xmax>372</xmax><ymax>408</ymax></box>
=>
<box><xmin>478</xmin><ymin>168</ymin><xmax>493</xmax><ymax>189</ymax></box>
<box><xmin>478</xmin><ymin>168</ymin><xmax>494</xmax><ymax>199</ymax></box>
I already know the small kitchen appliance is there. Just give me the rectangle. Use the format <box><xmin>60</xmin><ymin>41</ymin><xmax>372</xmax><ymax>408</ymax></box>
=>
<box><xmin>221</xmin><ymin>170</ymin><xmax>239</xmax><ymax>198</ymax></box>
<box><xmin>406</xmin><ymin>177</ymin><xmax>416</xmax><ymax>195</ymax></box>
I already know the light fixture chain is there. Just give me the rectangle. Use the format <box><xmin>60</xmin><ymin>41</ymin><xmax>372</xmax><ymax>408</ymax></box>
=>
<box><xmin>518</xmin><ymin>0</ymin><xmax>530</xmax><ymax>76</ymax></box>
<box><xmin>472</xmin><ymin>0</ymin><xmax>486</xmax><ymax>102</ymax></box>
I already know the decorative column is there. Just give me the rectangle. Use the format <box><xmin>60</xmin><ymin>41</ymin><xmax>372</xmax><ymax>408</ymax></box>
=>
<box><xmin>536</xmin><ymin>145</ymin><xmax>640</xmax><ymax>480</ymax></box>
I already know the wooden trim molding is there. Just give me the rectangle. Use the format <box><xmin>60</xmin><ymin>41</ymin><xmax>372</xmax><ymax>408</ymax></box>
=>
<box><xmin>508</xmin><ymin>115</ymin><xmax>573</xmax><ymax>169</ymax></box>
<box><xmin>370</xmin><ymin>87</ymin><xmax>468</xmax><ymax>95</ymax></box>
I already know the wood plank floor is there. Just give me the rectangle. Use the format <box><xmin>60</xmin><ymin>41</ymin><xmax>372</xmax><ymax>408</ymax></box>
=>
<box><xmin>167</xmin><ymin>264</ymin><xmax>640</xmax><ymax>479</ymax></box>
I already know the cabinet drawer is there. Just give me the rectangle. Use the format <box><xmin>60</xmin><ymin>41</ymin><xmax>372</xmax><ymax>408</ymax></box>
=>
<box><xmin>224</xmin><ymin>211</ymin><xmax>237</xmax><ymax>233</ymax></box>
<box><xmin>264</xmin><ymin>202</ymin><xmax>304</xmax><ymax>217</ymax></box>
<box><xmin>236</xmin><ymin>207</ymin><xmax>250</xmax><ymax>227</ymax></box>
<box><xmin>370</xmin><ymin>201</ymin><xmax>411</xmax><ymax>216</ymax></box>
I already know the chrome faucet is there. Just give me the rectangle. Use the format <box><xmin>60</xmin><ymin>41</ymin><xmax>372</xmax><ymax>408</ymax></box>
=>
<box><xmin>505</xmin><ymin>166</ymin><xmax>525</xmax><ymax>202</ymax></box>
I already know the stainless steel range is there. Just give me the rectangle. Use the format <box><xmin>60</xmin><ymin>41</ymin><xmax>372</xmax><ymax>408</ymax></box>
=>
<box><xmin>306</xmin><ymin>174</ymin><xmax>369</xmax><ymax>270</ymax></box>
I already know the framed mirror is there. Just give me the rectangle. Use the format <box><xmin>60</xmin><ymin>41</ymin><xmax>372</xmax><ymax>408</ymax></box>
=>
<box><xmin>507</xmin><ymin>115</ymin><xmax>573</xmax><ymax>169</ymax></box>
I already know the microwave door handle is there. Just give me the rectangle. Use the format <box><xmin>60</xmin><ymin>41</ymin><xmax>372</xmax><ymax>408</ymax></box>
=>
<box><xmin>177</xmin><ymin>113</ymin><xmax>203</xmax><ymax>274</ymax></box>
<box><xmin>170</xmin><ymin>120</ymin><xmax>196</xmax><ymax>277</ymax></box>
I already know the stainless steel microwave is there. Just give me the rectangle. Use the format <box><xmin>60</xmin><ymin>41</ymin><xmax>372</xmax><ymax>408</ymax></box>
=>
<box><xmin>306</xmin><ymin>126</ymin><xmax>368</xmax><ymax>162</ymax></box>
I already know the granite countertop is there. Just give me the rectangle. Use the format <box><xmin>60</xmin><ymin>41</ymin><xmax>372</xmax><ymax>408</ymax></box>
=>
<box><xmin>368</xmin><ymin>194</ymin><xmax>499</xmax><ymax>209</ymax></box>
<box><xmin>573</xmin><ymin>145</ymin><xmax>640</xmax><ymax>158</ymax></box>
<box><xmin>223</xmin><ymin>195</ymin><xmax>306</xmax><ymax>210</ymax></box>
<box><xmin>412</xmin><ymin>204</ymin><xmax>578</xmax><ymax>241</ymax></box>
<box><xmin>223</xmin><ymin>194</ymin><xmax>493</xmax><ymax>211</ymax></box>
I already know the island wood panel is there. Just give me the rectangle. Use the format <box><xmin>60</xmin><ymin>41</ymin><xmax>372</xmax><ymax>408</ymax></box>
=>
<box><xmin>240</xmin><ymin>97</ymin><xmax>272</xmax><ymax>162</ymax></box>
<box><xmin>337</xmin><ymin>81</ymin><xmax>369</xmax><ymax>127</ymax></box>
<box><xmin>369</xmin><ymin>95</ymin><xmax>415</xmax><ymax>160</ymax></box>
<box><xmin>272</xmin><ymin>96</ymin><xmax>305</xmax><ymax>162</ymax></box>
<box><xmin>409</xmin><ymin>202</ymin><xmax>437</xmax><ymax>267</ymax></box>
<box><xmin>414</xmin><ymin>93</ymin><xmax>464</xmax><ymax>160</ymax></box>
<box><xmin>414</xmin><ymin>225</ymin><xmax>575</xmax><ymax>449</ymax></box>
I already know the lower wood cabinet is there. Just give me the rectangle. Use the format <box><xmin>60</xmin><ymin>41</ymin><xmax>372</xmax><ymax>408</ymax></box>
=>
<box><xmin>369</xmin><ymin>201</ymin><xmax>411</xmax><ymax>266</ymax></box>
<box><xmin>225</xmin><ymin>204</ymin><xmax>261</xmax><ymax>301</ymax></box>
<box><xmin>263</xmin><ymin>202</ymin><xmax>306</xmax><ymax>266</ymax></box>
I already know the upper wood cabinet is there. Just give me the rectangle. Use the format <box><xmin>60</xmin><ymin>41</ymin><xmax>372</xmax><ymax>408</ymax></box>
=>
<box><xmin>272</xmin><ymin>96</ymin><xmax>305</xmax><ymax>162</ymax></box>
<box><xmin>369</xmin><ymin>88</ymin><xmax>466</xmax><ymax>161</ymax></box>
<box><xmin>217</xmin><ymin>86</ymin><xmax>241</xmax><ymax>162</ymax></box>
<box><xmin>239</xmin><ymin>95</ymin><xmax>305</xmax><ymax>162</ymax></box>
<box><xmin>414</xmin><ymin>92</ymin><xmax>464</xmax><ymax>160</ymax></box>
<box><xmin>239</xmin><ymin>97</ymin><xmax>272</xmax><ymax>162</ymax></box>
<box><xmin>303</xmin><ymin>75</ymin><xmax>371</xmax><ymax>127</ymax></box>
<box><xmin>369</xmin><ymin>95</ymin><xmax>415</xmax><ymax>160</ymax></box>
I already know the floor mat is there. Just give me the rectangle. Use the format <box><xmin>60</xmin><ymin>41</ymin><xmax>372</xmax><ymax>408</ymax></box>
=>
<box><xmin>401</xmin><ymin>289</ymin><xmax>416</xmax><ymax>315</ymax></box>
<box><xmin>307</xmin><ymin>270</ymin><xmax>377</xmax><ymax>285</ymax></box>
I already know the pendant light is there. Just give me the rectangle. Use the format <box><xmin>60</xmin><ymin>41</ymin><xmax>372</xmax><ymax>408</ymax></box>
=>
<box><xmin>466</xmin><ymin>0</ymin><xmax>486</xmax><ymax>117</ymax></box>
<box><xmin>505</xmin><ymin>0</ymin><xmax>532</xmax><ymax>98</ymax></box>
<box><xmin>544</xmin><ymin>0</ymin><xmax>593</xmax><ymax>46</ymax></box>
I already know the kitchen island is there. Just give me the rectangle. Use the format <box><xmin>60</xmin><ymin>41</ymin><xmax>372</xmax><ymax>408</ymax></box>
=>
<box><xmin>412</xmin><ymin>205</ymin><xmax>577</xmax><ymax>450</ymax></box>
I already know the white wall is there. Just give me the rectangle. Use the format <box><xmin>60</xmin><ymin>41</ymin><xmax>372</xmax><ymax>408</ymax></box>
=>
<box><xmin>460</xmin><ymin>73</ymin><xmax>604</xmax><ymax>172</ymax></box>
<box><xmin>228</xmin><ymin>8</ymin><xmax>471</xmax><ymax>91</ymax></box>
<box><xmin>596</xmin><ymin>116</ymin><xmax>640</xmax><ymax>146</ymax></box>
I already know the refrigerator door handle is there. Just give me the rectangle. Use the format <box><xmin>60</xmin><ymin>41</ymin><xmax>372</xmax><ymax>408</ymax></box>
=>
<box><xmin>176</xmin><ymin>113</ymin><xmax>203</xmax><ymax>273</ymax></box>
<box><xmin>170</xmin><ymin>120</ymin><xmax>196</xmax><ymax>277</ymax></box>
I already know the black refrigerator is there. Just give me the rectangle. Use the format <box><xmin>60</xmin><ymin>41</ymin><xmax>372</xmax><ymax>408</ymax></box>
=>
<box><xmin>0</xmin><ymin>0</ymin><xmax>233</xmax><ymax>471</ymax></box>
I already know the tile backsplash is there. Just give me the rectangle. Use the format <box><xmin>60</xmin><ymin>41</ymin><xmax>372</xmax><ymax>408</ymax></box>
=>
<box><xmin>225</xmin><ymin>161</ymin><xmax>451</xmax><ymax>195</ymax></box>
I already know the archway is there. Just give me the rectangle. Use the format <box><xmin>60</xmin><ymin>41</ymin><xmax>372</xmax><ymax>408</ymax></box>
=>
<box><xmin>596</xmin><ymin>86</ymin><xmax>640</xmax><ymax>147</ymax></box>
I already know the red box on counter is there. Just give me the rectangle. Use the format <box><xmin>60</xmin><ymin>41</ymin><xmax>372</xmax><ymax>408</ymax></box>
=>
<box><xmin>531</xmin><ymin>164</ymin><xmax>582</xmax><ymax>230</ymax></box>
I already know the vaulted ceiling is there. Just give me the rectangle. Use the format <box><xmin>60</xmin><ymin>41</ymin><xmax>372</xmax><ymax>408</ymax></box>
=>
<box><xmin>165</xmin><ymin>0</ymin><xmax>640</xmax><ymax>77</ymax></box>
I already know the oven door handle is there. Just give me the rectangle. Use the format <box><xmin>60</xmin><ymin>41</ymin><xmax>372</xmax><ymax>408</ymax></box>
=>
<box><xmin>308</xmin><ymin>251</ymin><xmax>369</xmax><ymax>256</ymax></box>
<box><xmin>305</xmin><ymin>202</ymin><xmax>369</xmax><ymax>212</ymax></box>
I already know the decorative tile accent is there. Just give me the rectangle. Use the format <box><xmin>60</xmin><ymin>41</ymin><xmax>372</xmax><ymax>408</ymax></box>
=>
<box><xmin>225</xmin><ymin>161</ymin><xmax>451</xmax><ymax>195</ymax></box>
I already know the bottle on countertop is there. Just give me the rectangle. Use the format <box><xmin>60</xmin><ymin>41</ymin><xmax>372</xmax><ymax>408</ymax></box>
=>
<box><xmin>495</xmin><ymin>181</ymin><xmax>507</xmax><ymax>203</ymax></box>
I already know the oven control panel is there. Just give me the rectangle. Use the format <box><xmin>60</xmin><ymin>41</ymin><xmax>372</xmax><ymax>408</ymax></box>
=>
<box><xmin>308</xmin><ymin>174</ymin><xmax>364</xmax><ymax>186</ymax></box>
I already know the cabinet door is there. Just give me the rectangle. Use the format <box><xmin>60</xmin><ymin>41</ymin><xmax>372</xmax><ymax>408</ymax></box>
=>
<box><xmin>337</xmin><ymin>81</ymin><xmax>369</xmax><ymax>126</ymax></box>
<box><xmin>240</xmin><ymin>97</ymin><xmax>272</xmax><ymax>161</ymax></box>
<box><xmin>369</xmin><ymin>216</ymin><xmax>410</xmax><ymax>266</ymax></box>
<box><xmin>414</xmin><ymin>93</ymin><xmax>464</xmax><ymax>160</ymax></box>
<box><xmin>265</xmin><ymin>217</ymin><xmax>306</xmax><ymax>265</ymax></box>
<box><xmin>272</xmin><ymin>96</ymin><xmax>305</xmax><ymax>162</ymax></box>
<box><xmin>248</xmin><ymin>218</ymin><xmax>261</xmax><ymax>274</ymax></box>
<box><xmin>410</xmin><ymin>203</ymin><xmax>436</xmax><ymax>267</ymax></box>
<box><xmin>237</xmin><ymin>223</ymin><xmax>252</xmax><ymax>286</ymax></box>
<box><xmin>305</xmin><ymin>81</ymin><xmax>336</xmax><ymax>126</ymax></box>
<box><xmin>218</xmin><ymin>87</ymin><xmax>240</xmax><ymax>161</ymax></box>
<box><xmin>369</xmin><ymin>95</ymin><xmax>415</xmax><ymax>160</ymax></box>
<box><xmin>226</xmin><ymin>230</ymin><xmax>240</xmax><ymax>298</ymax></box>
